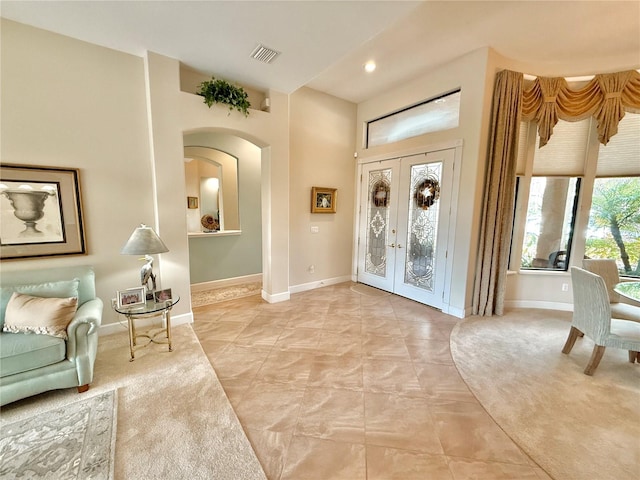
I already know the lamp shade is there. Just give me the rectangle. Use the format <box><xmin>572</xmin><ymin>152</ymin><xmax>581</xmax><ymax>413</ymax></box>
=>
<box><xmin>120</xmin><ymin>224</ymin><xmax>169</xmax><ymax>255</ymax></box>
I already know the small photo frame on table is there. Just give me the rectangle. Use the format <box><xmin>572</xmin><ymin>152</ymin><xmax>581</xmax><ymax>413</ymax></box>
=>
<box><xmin>117</xmin><ymin>287</ymin><xmax>146</xmax><ymax>308</ymax></box>
<box><xmin>311</xmin><ymin>186</ymin><xmax>337</xmax><ymax>213</ymax></box>
<box><xmin>154</xmin><ymin>288</ymin><xmax>172</xmax><ymax>303</ymax></box>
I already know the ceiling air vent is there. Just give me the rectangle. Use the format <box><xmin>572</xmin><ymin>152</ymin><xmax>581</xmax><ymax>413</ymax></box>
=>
<box><xmin>250</xmin><ymin>44</ymin><xmax>281</xmax><ymax>64</ymax></box>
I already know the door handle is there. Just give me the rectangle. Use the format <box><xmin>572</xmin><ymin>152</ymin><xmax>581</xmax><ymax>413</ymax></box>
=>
<box><xmin>388</xmin><ymin>243</ymin><xmax>395</xmax><ymax>248</ymax></box>
<box><xmin>397</xmin><ymin>244</ymin><xmax>403</xmax><ymax>249</ymax></box>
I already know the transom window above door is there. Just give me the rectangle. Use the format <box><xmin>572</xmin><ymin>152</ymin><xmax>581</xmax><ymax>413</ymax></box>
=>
<box><xmin>366</xmin><ymin>90</ymin><xmax>461</xmax><ymax>148</ymax></box>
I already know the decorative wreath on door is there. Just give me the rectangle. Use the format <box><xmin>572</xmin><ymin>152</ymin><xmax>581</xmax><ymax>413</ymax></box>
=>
<box><xmin>371</xmin><ymin>180</ymin><xmax>390</xmax><ymax>207</ymax></box>
<box><xmin>201</xmin><ymin>214</ymin><xmax>219</xmax><ymax>231</ymax></box>
<box><xmin>413</xmin><ymin>176</ymin><xmax>440</xmax><ymax>210</ymax></box>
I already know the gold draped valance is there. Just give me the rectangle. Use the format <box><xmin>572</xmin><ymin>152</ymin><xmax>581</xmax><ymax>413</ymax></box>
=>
<box><xmin>474</xmin><ymin>68</ymin><xmax>640</xmax><ymax>316</ymax></box>
<box><xmin>521</xmin><ymin>69</ymin><xmax>640</xmax><ymax>146</ymax></box>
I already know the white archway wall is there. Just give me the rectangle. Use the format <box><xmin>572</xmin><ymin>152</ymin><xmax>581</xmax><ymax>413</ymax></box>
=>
<box><xmin>183</xmin><ymin>146</ymin><xmax>240</xmax><ymax>232</ymax></box>
<box><xmin>144</xmin><ymin>51</ymin><xmax>291</xmax><ymax>309</ymax></box>
<box><xmin>183</xmin><ymin>135</ymin><xmax>262</xmax><ymax>284</ymax></box>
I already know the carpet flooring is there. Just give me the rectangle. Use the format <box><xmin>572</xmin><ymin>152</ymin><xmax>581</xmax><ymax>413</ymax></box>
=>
<box><xmin>450</xmin><ymin>308</ymin><xmax>640</xmax><ymax>480</ymax></box>
<box><xmin>0</xmin><ymin>324</ymin><xmax>266</xmax><ymax>480</ymax></box>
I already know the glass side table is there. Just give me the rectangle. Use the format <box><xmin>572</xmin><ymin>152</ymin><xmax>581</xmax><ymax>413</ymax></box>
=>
<box><xmin>113</xmin><ymin>296</ymin><xmax>180</xmax><ymax>361</ymax></box>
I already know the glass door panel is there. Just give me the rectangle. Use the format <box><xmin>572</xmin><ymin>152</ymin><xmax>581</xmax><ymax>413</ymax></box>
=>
<box><xmin>357</xmin><ymin>148</ymin><xmax>454</xmax><ymax>309</ymax></box>
<box><xmin>404</xmin><ymin>161</ymin><xmax>443</xmax><ymax>291</ymax></box>
<box><xmin>357</xmin><ymin>160</ymin><xmax>400</xmax><ymax>291</ymax></box>
<box><xmin>393</xmin><ymin>149</ymin><xmax>454</xmax><ymax>308</ymax></box>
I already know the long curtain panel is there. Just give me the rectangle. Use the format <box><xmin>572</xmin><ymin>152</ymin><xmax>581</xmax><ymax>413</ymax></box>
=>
<box><xmin>472</xmin><ymin>69</ymin><xmax>522</xmax><ymax>316</ymax></box>
<box><xmin>474</xmin><ymin>68</ymin><xmax>640</xmax><ymax>316</ymax></box>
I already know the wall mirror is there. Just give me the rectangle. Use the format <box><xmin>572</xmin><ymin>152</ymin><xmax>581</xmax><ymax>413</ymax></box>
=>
<box><xmin>184</xmin><ymin>146</ymin><xmax>240</xmax><ymax>234</ymax></box>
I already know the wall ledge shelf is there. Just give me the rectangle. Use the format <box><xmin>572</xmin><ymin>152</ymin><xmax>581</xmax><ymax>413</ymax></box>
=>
<box><xmin>188</xmin><ymin>230</ymin><xmax>241</xmax><ymax>238</ymax></box>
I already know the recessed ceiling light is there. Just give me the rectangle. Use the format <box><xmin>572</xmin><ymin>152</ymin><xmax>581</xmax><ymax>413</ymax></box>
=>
<box><xmin>364</xmin><ymin>61</ymin><xmax>376</xmax><ymax>73</ymax></box>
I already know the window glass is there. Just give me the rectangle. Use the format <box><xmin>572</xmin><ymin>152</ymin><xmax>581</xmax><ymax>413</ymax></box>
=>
<box><xmin>521</xmin><ymin>177</ymin><xmax>579</xmax><ymax>270</ymax></box>
<box><xmin>512</xmin><ymin>111</ymin><xmax>638</xmax><ymax>275</ymax></box>
<box><xmin>585</xmin><ymin>177</ymin><xmax>640</xmax><ymax>278</ymax></box>
<box><xmin>367</xmin><ymin>90</ymin><xmax>460</xmax><ymax>148</ymax></box>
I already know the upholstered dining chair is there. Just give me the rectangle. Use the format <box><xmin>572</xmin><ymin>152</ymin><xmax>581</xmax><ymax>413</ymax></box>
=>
<box><xmin>563</xmin><ymin>267</ymin><xmax>640</xmax><ymax>375</ymax></box>
<box><xmin>582</xmin><ymin>259</ymin><xmax>640</xmax><ymax>323</ymax></box>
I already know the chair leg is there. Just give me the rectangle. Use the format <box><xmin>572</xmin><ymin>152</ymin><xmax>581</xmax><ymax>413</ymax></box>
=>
<box><xmin>562</xmin><ymin>326</ymin><xmax>582</xmax><ymax>354</ymax></box>
<box><xmin>584</xmin><ymin>345</ymin><xmax>606</xmax><ymax>375</ymax></box>
<box><xmin>77</xmin><ymin>384</ymin><xmax>90</xmax><ymax>393</ymax></box>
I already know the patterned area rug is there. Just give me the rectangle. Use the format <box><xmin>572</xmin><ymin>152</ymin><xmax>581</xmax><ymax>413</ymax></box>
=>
<box><xmin>0</xmin><ymin>390</ymin><xmax>117</xmax><ymax>479</ymax></box>
<box><xmin>191</xmin><ymin>282</ymin><xmax>262</xmax><ymax>307</ymax></box>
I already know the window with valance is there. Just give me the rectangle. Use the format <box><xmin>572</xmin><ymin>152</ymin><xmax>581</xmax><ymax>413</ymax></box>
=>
<box><xmin>473</xmin><ymin>69</ymin><xmax>640</xmax><ymax>316</ymax></box>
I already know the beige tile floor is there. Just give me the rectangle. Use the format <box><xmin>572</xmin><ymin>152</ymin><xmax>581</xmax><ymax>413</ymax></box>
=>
<box><xmin>192</xmin><ymin>282</ymin><xmax>552</xmax><ymax>480</ymax></box>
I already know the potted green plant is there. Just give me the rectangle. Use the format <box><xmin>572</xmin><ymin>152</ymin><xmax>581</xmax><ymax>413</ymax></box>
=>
<box><xmin>197</xmin><ymin>77</ymin><xmax>251</xmax><ymax>116</ymax></box>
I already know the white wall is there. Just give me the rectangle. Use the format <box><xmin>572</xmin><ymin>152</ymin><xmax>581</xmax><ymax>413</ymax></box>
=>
<box><xmin>5</xmin><ymin>18</ymin><xmax>608</xmax><ymax>320</ymax></box>
<box><xmin>184</xmin><ymin>133</ymin><xmax>262</xmax><ymax>284</ymax></box>
<box><xmin>1</xmin><ymin>19</ymin><xmax>160</xmax><ymax>329</ymax></box>
<box><xmin>174</xmin><ymin>56</ymin><xmax>292</xmax><ymax>302</ymax></box>
<box><xmin>289</xmin><ymin>87</ymin><xmax>357</xmax><ymax>290</ymax></box>
<box><xmin>354</xmin><ymin>46</ymin><xmax>636</xmax><ymax>314</ymax></box>
<box><xmin>356</xmin><ymin>48</ymin><xmax>495</xmax><ymax>315</ymax></box>
<box><xmin>0</xmin><ymin>20</ymin><xmax>294</xmax><ymax>330</ymax></box>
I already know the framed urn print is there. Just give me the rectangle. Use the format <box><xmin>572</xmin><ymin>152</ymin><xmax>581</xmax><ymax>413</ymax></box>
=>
<box><xmin>0</xmin><ymin>164</ymin><xmax>86</xmax><ymax>260</ymax></box>
<box><xmin>311</xmin><ymin>186</ymin><xmax>337</xmax><ymax>214</ymax></box>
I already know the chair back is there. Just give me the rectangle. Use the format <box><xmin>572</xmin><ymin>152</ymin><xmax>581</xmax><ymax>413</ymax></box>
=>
<box><xmin>570</xmin><ymin>267</ymin><xmax>612</xmax><ymax>343</ymax></box>
<box><xmin>582</xmin><ymin>259</ymin><xmax>620</xmax><ymax>303</ymax></box>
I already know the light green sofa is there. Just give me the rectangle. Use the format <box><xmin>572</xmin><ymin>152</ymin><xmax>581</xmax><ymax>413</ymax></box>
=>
<box><xmin>0</xmin><ymin>266</ymin><xmax>103</xmax><ymax>406</ymax></box>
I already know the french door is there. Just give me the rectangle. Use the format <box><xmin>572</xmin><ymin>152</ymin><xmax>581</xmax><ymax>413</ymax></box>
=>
<box><xmin>357</xmin><ymin>149</ymin><xmax>455</xmax><ymax>308</ymax></box>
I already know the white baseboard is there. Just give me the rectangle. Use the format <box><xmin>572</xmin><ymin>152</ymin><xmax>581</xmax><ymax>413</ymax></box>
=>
<box><xmin>504</xmin><ymin>300</ymin><xmax>573</xmax><ymax>312</ymax></box>
<box><xmin>261</xmin><ymin>289</ymin><xmax>290</xmax><ymax>303</ymax></box>
<box><xmin>191</xmin><ymin>273</ymin><xmax>262</xmax><ymax>293</ymax></box>
<box><xmin>442</xmin><ymin>304</ymin><xmax>467</xmax><ymax>318</ymax></box>
<box><xmin>99</xmin><ymin>311</ymin><xmax>194</xmax><ymax>336</ymax></box>
<box><xmin>289</xmin><ymin>275</ymin><xmax>352</xmax><ymax>294</ymax></box>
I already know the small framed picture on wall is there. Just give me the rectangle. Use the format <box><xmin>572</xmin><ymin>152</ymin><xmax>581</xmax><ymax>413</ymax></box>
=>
<box><xmin>187</xmin><ymin>196</ymin><xmax>198</xmax><ymax>209</ymax></box>
<box><xmin>311</xmin><ymin>187</ymin><xmax>337</xmax><ymax>214</ymax></box>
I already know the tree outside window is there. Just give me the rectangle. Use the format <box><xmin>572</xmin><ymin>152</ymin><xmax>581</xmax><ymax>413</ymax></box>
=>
<box><xmin>586</xmin><ymin>177</ymin><xmax>640</xmax><ymax>277</ymax></box>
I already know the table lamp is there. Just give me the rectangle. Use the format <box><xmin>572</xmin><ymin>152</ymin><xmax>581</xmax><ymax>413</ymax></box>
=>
<box><xmin>121</xmin><ymin>224</ymin><xmax>169</xmax><ymax>292</ymax></box>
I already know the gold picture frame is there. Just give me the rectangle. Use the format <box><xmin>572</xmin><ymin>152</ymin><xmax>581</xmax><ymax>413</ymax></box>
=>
<box><xmin>311</xmin><ymin>187</ymin><xmax>337</xmax><ymax>213</ymax></box>
<box><xmin>0</xmin><ymin>164</ymin><xmax>86</xmax><ymax>260</ymax></box>
<box><xmin>187</xmin><ymin>196</ymin><xmax>198</xmax><ymax>209</ymax></box>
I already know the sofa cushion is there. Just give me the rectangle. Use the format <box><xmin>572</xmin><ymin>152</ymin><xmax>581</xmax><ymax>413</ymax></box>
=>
<box><xmin>0</xmin><ymin>279</ymin><xmax>79</xmax><ymax>329</ymax></box>
<box><xmin>3</xmin><ymin>293</ymin><xmax>78</xmax><ymax>339</ymax></box>
<box><xmin>0</xmin><ymin>332</ymin><xmax>66</xmax><ymax>377</ymax></box>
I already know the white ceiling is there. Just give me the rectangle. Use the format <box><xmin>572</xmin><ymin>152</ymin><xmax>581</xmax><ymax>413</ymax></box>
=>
<box><xmin>2</xmin><ymin>1</ymin><xmax>639</xmax><ymax>104</ymax></box>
